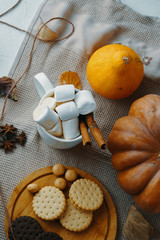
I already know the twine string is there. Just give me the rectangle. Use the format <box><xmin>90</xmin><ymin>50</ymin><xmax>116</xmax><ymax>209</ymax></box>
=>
<box><xmin>0</xmin><ymin>2</ymin><xmax>74</xmax><ymax>239</ymax></box>
<box><xmin>0</xmin><ymin>183</ymin><xmax>16</xmax><ymax>240</ymax></box>
<box><xmin>0</xmin><ymin>0</ymin><xmax>22</xmax><ymax>18</ymax></box>
<box><xmin>0</xmin><ymin>3</ymin><xmax>23</xmax><ymax>239</ymax></box>
<box><xmin>0</xmin><ymin>20</ymin><xmax>35</xmax><ymax>38</ymax></box>
<box><xmin>0</xmin><ymin>15</ymin><xmax>74</xmax><ymax>122</ymax></box>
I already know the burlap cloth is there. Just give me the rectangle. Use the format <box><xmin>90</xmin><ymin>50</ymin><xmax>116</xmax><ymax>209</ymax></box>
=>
<box><xmin>1</xmin><ymin>0</ymin><xmax>160</xmax><ymax>239</ymax></box>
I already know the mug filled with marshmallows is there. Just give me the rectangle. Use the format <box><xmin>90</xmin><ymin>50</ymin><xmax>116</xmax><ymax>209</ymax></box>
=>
<box><xmin>33</xmin><ymin>72</ymin><xmax>101</xmax><ymax>149</ymax></box>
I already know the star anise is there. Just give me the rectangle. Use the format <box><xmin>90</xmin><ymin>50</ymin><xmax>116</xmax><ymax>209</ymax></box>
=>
<box><xmin>16</xmin><ymin>131</ymin><xmax>27</xmax><ymax>146</ymax></box>
<box><xmin>0</xmin><ymin>123</ymin><xmax>27</xmax><ymax>153</ymax></box>
<box><xmin>0</xmin><ymin>76</ymin><xmax>17</xmax><ymax>101</ymax></box>
<box><xmin>0</xmin><ymin>139</ymin><xmax>16</xmax><ymax>153</ymax></box>
<box><xmin>0</xmin><ymin>124</ymin><xmax>17</xmax><ymax>137</ymax></box>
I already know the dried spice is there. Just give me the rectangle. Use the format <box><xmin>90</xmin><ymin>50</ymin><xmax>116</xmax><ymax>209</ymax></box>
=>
<box><xmin>0</xmin><ymin>77</ymin><xmax>17</xmax><ymax>101</ymax></box>
<box><xmin>0</xmin><ymin>124</ymin><xmax>26</xmax><ymax>153</ymax></box>
<box><xmin>16</xmin><ymin>131</ymin><xmax>27</xmax><ymax>146</ymax></box>
<box><xmin>85</xmin><ymin>113</ymin><xmax>106</xmax><ymax>149</ymax></box>
<box><xmin>122</xmin><ymin>205</ymin><xmax>153</xmax><ymax>240</ymax></box>
<box><xmin>0</xmin><ymin>139</ymin><xmax>16</xmax><ymax>153</ymax></box>
<box><xmin>0</xmin><ymin>124</ymin><xmax>17</xmax><ymax>137</ymax></box>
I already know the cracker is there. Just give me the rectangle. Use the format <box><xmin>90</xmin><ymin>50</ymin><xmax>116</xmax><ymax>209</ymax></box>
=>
<box><xmin>32</xmin><ymin>186</ymin><xmax>66</xmax><ymax>220</ymax></box>
<box><xmin>60</xmin><ymin>199</ymin><xmax>93</xmax><ymax>232</ymax></box>
<box><xmin>35</xmin><ymin>232</ymin><xmax>63</xmax><ymax>240</ymax></box>
<box><xmin>69</xmin><ymin>178</ymin><xmax>103</xmax><ymax>211</ymax></box>
<box><xmin>8</xmin><ymin>216</ymin><xmax>43</xmax><ymax>240</ymax></box>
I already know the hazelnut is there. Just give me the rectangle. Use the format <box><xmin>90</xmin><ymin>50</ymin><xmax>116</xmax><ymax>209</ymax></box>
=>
<box><xmin>54</xmin><ymin>178</ymin><xmax>67</xmax><ymax>190</ymax></box>
<box><xmin>52</xmin><ymin>164</ymin><xmax>65</xmax><ymax>176</ymax></box>
<box><xmin>65</xmin><ymin>169</ymin><xmax>77</xmax><ymax>182</ymax></box>
<box><xmin>27</xmin><ymin>183</ymin><xmax>40</xmax><ymax>193</ymax></box>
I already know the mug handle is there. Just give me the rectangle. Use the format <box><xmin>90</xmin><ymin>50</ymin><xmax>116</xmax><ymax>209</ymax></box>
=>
<box><xmin>34</xmin><ymin>72</ymin><xmax>54</xmax><ymax>98</ymax></box>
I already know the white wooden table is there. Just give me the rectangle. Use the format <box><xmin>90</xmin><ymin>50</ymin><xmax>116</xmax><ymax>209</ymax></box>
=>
<box><xmin>0</xmin><ymin>0</ymin><xmax>160</xmax><ymax>76</ymax></box>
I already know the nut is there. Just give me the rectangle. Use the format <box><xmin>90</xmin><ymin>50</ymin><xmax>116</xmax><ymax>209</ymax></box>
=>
<box><xmin>27</xmin><ymin>183</ymin><xmax>40</xmax><ymax>193</ymax></box>
<box><xmin>52</xmin><ymin>164</ymin><xmax>65</xmax><ymax>176</ymax></box>
<box><xmin>54</xmin><ymin>178</ymin><xmax>67</xmax><ymax>190</ymax></box>
<box><xmin>65</xmin><ymin>169</ymin><xmax>77</xmax><ymax>182</ymax></box>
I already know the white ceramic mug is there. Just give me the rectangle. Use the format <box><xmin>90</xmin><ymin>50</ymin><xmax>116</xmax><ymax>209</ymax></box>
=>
<box><xmin>34</xmin><ymin>73</ymin><xmax>82</xmax><ymax>149</ymax></box>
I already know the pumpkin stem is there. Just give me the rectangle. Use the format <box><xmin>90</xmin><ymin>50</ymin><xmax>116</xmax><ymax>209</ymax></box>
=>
<box><xmin>123</xmin><ymin>56</ymin><xmax>129</xmax><ymax>64</ymax></box>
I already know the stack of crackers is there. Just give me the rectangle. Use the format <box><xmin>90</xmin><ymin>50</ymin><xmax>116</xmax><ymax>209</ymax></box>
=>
<box><xmin>32</xmin><ymin>178</ymin><xmax>104</xmax><ymax>232</ymax></box>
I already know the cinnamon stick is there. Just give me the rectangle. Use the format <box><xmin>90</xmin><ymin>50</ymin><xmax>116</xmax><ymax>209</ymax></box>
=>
<box><xmin>79</xmin><ymin>117</ymin><xmax>91</xmax><ymax>146</ymax></box>
<box><xmin>85</xmin><ymin>113</ymin><xmax>106</xmax><ymax>149</ymax></box>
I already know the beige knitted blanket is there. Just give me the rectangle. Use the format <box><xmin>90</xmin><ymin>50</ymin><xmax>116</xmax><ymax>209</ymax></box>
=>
<box><xmin>1</xmin><ymin>0</ymin><xmax>160</xmax><ymax>239</ymax></box>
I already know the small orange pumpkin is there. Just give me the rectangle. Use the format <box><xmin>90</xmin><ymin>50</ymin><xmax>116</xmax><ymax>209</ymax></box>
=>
<box><xmin>107</xmin><ymin>94</ymin><xmax>160</xmax><ymax>214</ymax></box>
<box><xmin>87</xmin><ymin>44</ymin><xmax>144</xmax><ymax>99</ymax></box>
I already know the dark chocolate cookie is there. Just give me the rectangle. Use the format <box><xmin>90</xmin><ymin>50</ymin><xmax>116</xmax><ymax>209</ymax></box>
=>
<box><xmin>35</xmin><ymin>232</ymin><xmax>63</xmax><ymax>240</ymax></box>
<box><xmin>8</xmin><ymin>216</ymin><xmax>43</xmax><ymax>240</ymax></box>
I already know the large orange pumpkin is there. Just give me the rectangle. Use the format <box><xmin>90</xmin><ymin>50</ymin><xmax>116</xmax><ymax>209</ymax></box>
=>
<box><xmin>107</xmin><ymin>94</ymin><xmax>160</xmax><ymax>214</ymax></box>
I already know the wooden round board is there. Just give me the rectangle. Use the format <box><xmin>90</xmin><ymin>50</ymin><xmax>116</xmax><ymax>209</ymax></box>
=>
<box><xmin>5</xmin><ymin>166</ymin><xmax>117</xmax><ymax>240</ymax></box>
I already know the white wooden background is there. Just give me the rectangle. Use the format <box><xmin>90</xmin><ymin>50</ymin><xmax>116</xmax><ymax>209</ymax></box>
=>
<box><xmin>0</xmin><ymin>0</ymin><xmax>160</xmax><ymax>76</ymax></box>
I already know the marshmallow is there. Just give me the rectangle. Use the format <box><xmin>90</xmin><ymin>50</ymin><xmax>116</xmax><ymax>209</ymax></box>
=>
<box><xmin>55</xmin><ymin>84</ymin><xmax>75</xmax><ymax>102</ymax></box>
<box><xmin>55</xmin><ymin>101</ymin><xmax>79</xmax><ymax>121</ymax></box>
<box><xmin>74</xmin><ymin>90</ymin><xmax>96</xmax><ymax>115</ymax></box>
<box><xmin>62</xmin><ymin>118</ymin><xmax>80</xmax><ymax>139</ymax></box>
<box><xmin>34</xmin><ymin>72</ymin><xmax>54</xmax><ymax>98</ymax></box>
<box><xmin>41</xmin><ymin>97</ymin><xmax>56</xmax><ymax>110</ymax></box>
<box><xmin>48</xmin><ymin>118</ymin><xmax>63</xmax><ymax>137</ymax></box>
<box><xmin>33</xmin><ymin>105</ymin><xmax>59</xmax><ymax>130</ymax></box>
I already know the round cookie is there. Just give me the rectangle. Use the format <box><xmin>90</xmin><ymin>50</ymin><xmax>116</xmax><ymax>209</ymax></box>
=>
<box><xmin>8</xmin><ymin>216</ymin><xmax>43</xmax><ymax>240</ymax></box>
<box><xmin>60</xmin><ymin>199</ymin><xmax>93</xmax><ymax>232</ymax></box>
<box><xmin>32</xmin><ymin>186</ymin><xmax>66</xmax><ymax>220</ymax></box>
<box><xmin>35</xmin><ymin>232</ymin><xmax>63</xmax><ymax>240</ymax></box>
<box><xmin>69</xmin><ymin>178</ymin><xmax>103</xmax><ymax>211</ymax></box>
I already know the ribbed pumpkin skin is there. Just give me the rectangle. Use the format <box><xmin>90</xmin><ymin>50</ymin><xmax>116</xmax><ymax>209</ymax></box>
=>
<box><xmin>107</xmin><ymin>94</ymin><xmax>160</xmax><ymax>214</ymax></box>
